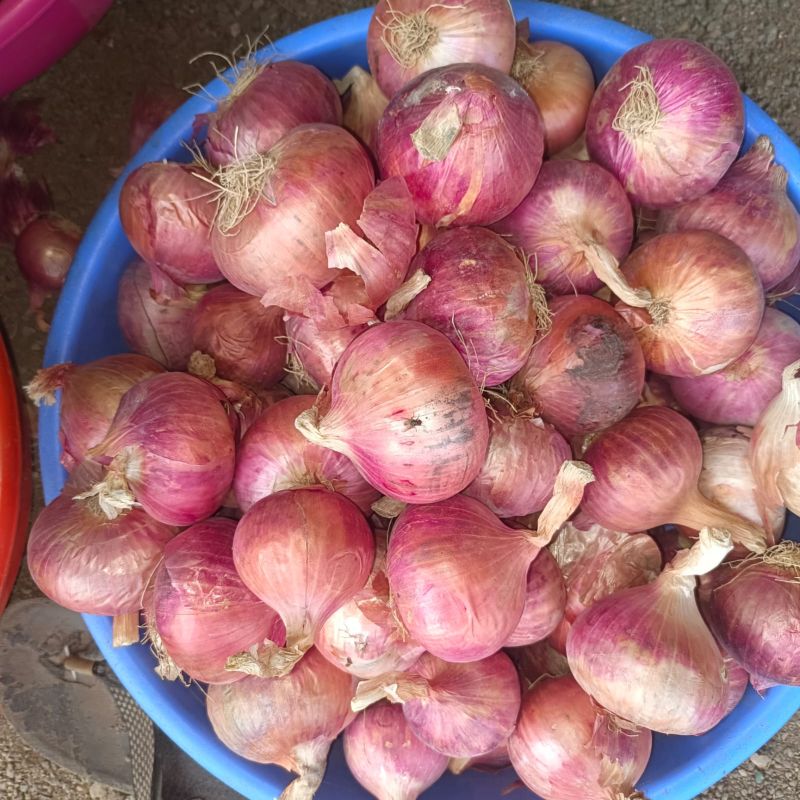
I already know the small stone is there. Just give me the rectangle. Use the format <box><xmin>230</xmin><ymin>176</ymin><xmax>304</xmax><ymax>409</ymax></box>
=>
<box><xmin>754</xmin><ymin>770</ymin><xmax>765</xmax><ymax>784</ymax></box>
<box><xmin>750</xmin><ymin>752</ymin><xmax>771</xmax><ymax>770</ymax></box>
<box><xmin>230</xmin><ymin>22</ymin><xmax>242</xmax><ymax>38</ymax></box>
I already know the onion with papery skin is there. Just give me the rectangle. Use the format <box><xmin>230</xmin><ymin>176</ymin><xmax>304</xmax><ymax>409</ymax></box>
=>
<box><xmin>668</xmin><ymin>307</ymin><xmax>800</xmax><ymax>426</ymax></box>
<box><xmin>344</xmin><ymin>703</ymin><xmax>448</xmax><ymax>800</ymax></box>
<box><xmin>491</xmin><ymin>159</ymin><xmax>633</xmax><ymax>297</ymax></box>
<box><xmin>117</xmin><ymin>261</ymin><xmax>207</xmax><ymax>370</ymax></box>
<box><xmin>508</xmin><ymin>674</ymin><xmax>652</xmax><ymax>800</ymax></box>
<box><xmin>295</xmin><ymin>321</ymin><xmax>489</xmax><ymax>504</ymax></box>
<box><xmin>366</xmin><ymin>0</ymin><xmax>516</xmax><ymax>98</ymax></box>
<box><xmin>352</xmin><ymin>651</ymin><xmax>521</xmax><ymax>759</ymax></box>
<box><xmin>207</xmin><ymin>647</ymin><xmax>354</xmax><ymax>800</ymax></box>
<box><xmin>190</xmin><ymin>283</ymin><xmax>286</xmax><ymax>389</ymax></box>
<box><xmin>586</xmin><ymin>38</ymin><xmax>744</xmax><ymax>208</ymax></box>
<box><xmin>229</xmin><ymin>487</ymin><xmax>374</xmax><ymax>677</ymax></box>
<box><xmin>658</xmin><ymin>137</ymin><xmax>800</xmax><ymax>290</ymax></box>
<box><xmin>375</xmin><ymin>63</ymin><xmax>544</xmax><ymax>227</ymax></box>
<box><xmin>567</xmin><ymin>528</ymin><xmax>734</xmax><ymax>735</ymax></box>
<box><xmin>79</xmin><ymin>372</ymin><xmax>236</xmax><ymax>527</ymax></box>
<box><xmin>581</xmin><ymin>406</ymin><xmax>766</xmax><ymax>553</ymax></box>
<box><xmin>152</xmin><ymin>518</ymin><xmax>285</xmax><ymax>684</ymax></box>
<box><xmin>25</xmin><ymin>353</ymin><xmax>164</xmax><ymax>471</ymax></box>
<box><xmin>394</xmin><ymin>227</ymin><xmax>537</xmax><ymax>386</ymax></box>
<box><xmin>334</xmin><ymin>66</ymin><xmax>388</xmax><ymax>152</ymax></box>
<box><xmin>119</xmin><ymin>161</ymin><xmax>222</xmax><ymax>285</ymax></box>
<box><xmin>387</xmin><ymin>464</ymin><xmax>592</xmax><ymax>661</ymax></box>
<box><xmin>234</xmin><ymin>395</ymin><xmax>379</xmax><ymax>515</ymax></box>
<box><xmin>199</xmin><ymin>60</ymin><xmax>341</xmax><ymax>166</ymax></box>
<box><xmin>509</xmin><ymin>295</ymin><xmax>645</xmax><ymax>438</ymax></box>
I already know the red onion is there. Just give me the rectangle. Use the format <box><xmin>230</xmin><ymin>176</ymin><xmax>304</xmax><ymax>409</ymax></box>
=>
<box><xmin>352</xmin><ymin>651</ymin><xmax>521</xmax><ymax>758</ymax></box>
<box><xmin>392</xmin><ymin>227</ymin><xmax>537</xmax><ymax>386</ymax></box>
<box><xmin>344</xmin><ymin>703</ymin><xmax>448</xmax><ymax>800</ymax></box>
<box><xmin>229</xmin><ymin>487</ymin><xmax>374</xmax><ymax>677</ymax></box>
<box><xmin>295</xmin><ymin>321</ymin><xmax>489</xmax><ymax>504</ymax></box>
<box><xmin>366</xmin><ymin>0</ymin><xmax>516</xmax><ymax>98</ymax></box>
<box><xmin>491</xmin><ymin>159</ymin><xmax>633</xmax><ymax>296</ymax></box>
<box><xmin>387</xmin><ymin>466</ymin><xmax>592</xmax><ymax>661</ymax></box>
<box><xmin>190</xmin><ymin>283</ymin><xmax>286</xmax><ymax>389</ymax></box>
<box><xmin>507</xmin><ymin>640</ymin><xmax>570</xmax><ymax>685</ymax></box>
<box><xmin>128</xmin><ymin>85</ymin><xmax>183</xmax><ymax>156</ymax></box>
<box><xmin>448</xmin><ymin>743</ymin><xmax>510</xmax><ymax>775</ymax></box>
<box><xmin>119</xmin><ymin>161</ymin><xmax>222</xmax><ymax>285</ymax></box>
<box><xmin>0</xmin><ymin>164</ymin><xmax>52</xmax><ymax>244</ymax></box>
<box><xmin>508</xmin><ymin>674</ymin><xmax>652</xmax><ymax>800</ymax></box>
<box><xmin>509</xmin><ymin>295</ymin><xmax>645</xmax><ymax>438</ymax></box>
<box><xmin>581</xmin><ymin>406</ymin><xmax>767</xmax><ymax>553</ymax></box>
<box><xmin>151</xmin><ymin>518</ymin><xmax>285</xmax><ymax>684</ymax></box>
<box><xmin>210</xmin><ymin>124</ymin><xmax>375</xmax><ymax>314</ymax></box>
<box><xmin>375</xmin><ymin>63</ymin><xmax>544</xmax><ymax>227</ymax></box>
<box><xmin>199</xmin><ymin>60</ymin><xmax>342</xmax><ymax>166</ymax></box>
<box><xmin>607</xmin><ymin>231</ymin><xmax>764</xmax><ymax>377</ymax></box>
<box><xmin>463</xmin><ymin>404</ymin><xmax>570</xmax><ymax>517</ymax></box>
<box><xmin>585</xmin><ymin>38</ymin><xmax>744</xmax><ymax>208</ymax></box>
<box><xmin>79</xmin><ymin>372</ymin><xmax>236</xmax><ymax>526</ymax></box>
<box><xmin>234</xmin><ymin>395</ymin><xmax>379</xmax><ymax>514</ymax></box>
<box><xmin>25</xmin><ymin>353</ymin><xmax>164</xmax><ymax>471</ymax></box>
<box><xmin>658</xmin><ymin>136</ymin><xmax>800</xmax><ymax>290</ymax></box>
<box><xmin>334</xmin><ymin>66</ymin><xmax>388</xmax><ymax>152</ymax></box>
<box><xmin>117</xmin><ymin>261</ymin><xmax>207</xmax><ymax>370</ymax></box>
<box><xmin>567</xmin><ymin>527</ymin><xmax>735</xmax><ymax>734</ymax></box>
<box><xmin>668</xmin><ymin>307</ymin><xmax>800</xmax><ymax>426</ymax></box>
<box><xmin>207</xmin><ymin>647</ymin><xmax>354</xmax><ymax>800</ymax></box>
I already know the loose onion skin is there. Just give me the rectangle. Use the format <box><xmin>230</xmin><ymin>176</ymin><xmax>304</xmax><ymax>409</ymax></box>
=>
<box><xmin>334</xmin><ymin>66</ymin><xmax>388</xmax><ymax>152</ymax></box>
<box><xmin>586</xmin><ymin>38</ymin><xmax>744</xmax><ymax>208</ymax></box>
<box><xmin>295</xmin><ymin>321</ymin><xmax>488</xmax><ymax>504</ymax></box>
<box><xmin>344</xmin><ymin>703</ymin><xmax>448</xmax><ymax>800</ymax></box>
<box><xmin>658</xmin><ymin>136</ymin><xmax>800</xmax><ymax>290</ymax></box>
<box><xmin>491</xmin><ymin>159</ymin><xmax>633</xmax><ymax>297</ymax></box>
<box><xmin>207</xmin><ymin>647</ymin><xmax>354</xmax><ymax>800</ymax></box>
<box><xmin>25</xmin><ymin>353</ymin><xmax>164</xmax><ymax>471</ymax></box>
<box><xmin>200</xmin><ymin>60</ymin><xmax>342</xmax><ymax>166</ymax></box>
<box><xmin>376</xmin><ymin>63</ymin><xmax>544</xmax><ymax>227</ymax></box>
<box><xmin>397</xmin><ymin>227</ymin><xmax>537</xmax><ymax>386</ymax></box>
<box><xmin>668</xmin><ymin>308</ymin><xmax>800</xmax><ymax>426</ymax></box>
<box><xmin>152</xmin><ymin>518</ymin><xmax>285</xmax><ymax>684</ymax></box>
<box><xmin>508</xmin><ymin>675</ymin><xmax>652</xmax><ymax>800</ymax></box>
<box><xmin>119</xmin><ymin>162</ymin><xmax>222</xmax><ymax>285</ymax></box>
<box><xmin>509</xmin><ymin>295</ymin><xmax>645</xmax><ymax>439</ymax></box>
<box><xmin>366</xmin><ymin>0</ymin><xmax>516</xmax><ymax>98</ymax></box>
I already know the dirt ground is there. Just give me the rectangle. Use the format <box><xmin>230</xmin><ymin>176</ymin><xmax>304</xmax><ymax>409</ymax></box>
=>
<box><xmin>1</xmin><ymin>0</ymin><xmax>799</xmax><ymax>798</ymax></box>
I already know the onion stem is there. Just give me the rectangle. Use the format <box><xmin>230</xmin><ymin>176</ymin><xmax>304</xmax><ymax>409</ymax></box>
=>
<box><xmin>112</xmin><ymin>611</ymin><xmax>141</xmax><ymax>647</ymax></box>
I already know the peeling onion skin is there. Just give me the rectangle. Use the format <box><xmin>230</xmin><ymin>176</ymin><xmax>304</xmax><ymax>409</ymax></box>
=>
<box><xmin>508</xmin><ymin>675</ymin><xmax>652</xmax><ymax>800</ymax></box>
<box><xmin>448</xmin><ymin>742</ymin><xmax>510</xmax><ymax>775</ymax></box>
<box><xmin>586</xmin><ymin>38</ymin><xmax>744</xmax><ymax>208</ymax></box>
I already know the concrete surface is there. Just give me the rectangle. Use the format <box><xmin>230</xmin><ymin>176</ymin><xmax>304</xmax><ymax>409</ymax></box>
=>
<box><xmin>0</xmin><ymin>0</ymin><xmax>798</xmax><ymax>797</ymax></box>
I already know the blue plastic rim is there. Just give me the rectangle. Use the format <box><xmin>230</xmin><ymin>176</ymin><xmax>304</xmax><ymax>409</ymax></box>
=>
<box><xmin>38</xmin><ymin>3</ymin><xmax>800</xmax><ymax>799</ymax></box>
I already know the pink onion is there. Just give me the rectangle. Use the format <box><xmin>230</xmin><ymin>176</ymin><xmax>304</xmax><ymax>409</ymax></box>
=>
<box><xmin>463</xmin><ymin>404</ymin><xmax>570</xmax><ymax>517</ymax></box>
<box><xmin>0</xmin><ymin>164</ymin><xmax>52</xmax><ymax>245</ymax></box>
<box><xmin>190</xmin><ymin>283</ymin><xmax>286</xmax><ymax>389</ymax></box>
<box><xmin>25</xmin><ymin>353</ymin><xmax>164</xmax><ymax>471</ymax></box>
<box><xmin>128</xmin><ymin>85</ymin><xmax>182</xmax><ymax>156</ymax></box>
<box><xmin>80</xmin><ymin>372</ymin><xmax>236</xmax><ymax>526</ymax></box>
<box><xmin>658</xmin><ymin>136</ymin><xmax>800</xmax><ymax>290</ymax></box>
<box><xmin>352</xmin><ymin>651</ymin><xmax>521</xmax><ymax>758</ymax></box>
<box><xmin>295</xmin><ymin>321</ymin><xmax>489</xmax><ymax>504</ymax></box>
<box><xmin>491</xmin><ymin>159</ymin><xmax>633</xmax><ymax>296</ymax></box>
<box><xmin>334</xmin><ymin>66</ymin><xmax>388</xmax><ymax>152</ymax></box>
<box><xmin>366</xmin><ymin>0</ymin><xmax>516</xmax><ymax>98</ymax></box>
<box><xmin>392</xmin><ymin>227</ymin><xmax>537</xmax><ymax>386</ymax></box>
<box><xmin>117</xmin><ymin>261</ymin><xmax>208</xmax><ymax>370</ymax></box>
<box><xmin>581</xmin><ymin>406</ymin><xmax>767</xmax><ymax>553</ymax></box>
<box><xmin>376</xmin><ymin>63</ymin><xmax>544</xmax><ymax>227</ymax></box>
<box><xmin>668</xmin><ymin>307</ymin><xmax>800</xmax><ymax>425</ymax></box>
<box><xmin>230</xmin><ymin>487</ymin><xmax>375</xmax><ymax>677</ymax></box>
<box><xmin>234</xmin><ymin>395</ymin><xmax>379</xmax><ymax>514</ymax></box>
<box><xmin>344</xmin><ymin>703</ymin><xmax>448</xmax><ymax>800</ymax></box>
<box><xmin>151</xmin><ymin>517</ymin><xmax>285</xmax><ymax>684</ymax></box>
<box><xmin>567</xmin><ymin>528</ymin><xmax>735</xmax><ymax>735</ymax></box>
<box><xmin>586</xmin><ymin>38</ymin><xmax>744</xmax><ymax>208</ymax></box>
<box><xmin>508</xmin><ymin>674</ymin><xmax>652</xmax><ymax>800</ymax></box>
<box><xmin>119</xmin><ymin>161</ymin><xmax>222</xmax><ymax>285</ymax></box>
<box><xmin>509</xmin><ymin>295</ymin><xmax>645</xmax><ymax>438</ymax></box>
<box><xmin>200</xmin><ymin>60</ymin><xmax>342</xmax><ymax>166</ymax></box>
<box><xmin>207</xmin><ymin>647</ymin><xmax>354</xmax><ymax>800</ymax></box>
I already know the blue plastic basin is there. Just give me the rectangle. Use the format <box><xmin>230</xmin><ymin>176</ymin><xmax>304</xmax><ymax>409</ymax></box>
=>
<box><xmin>39</xmin><ymin>2</ymin><xmax>800</xmax><ymax>798</ymax></box>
